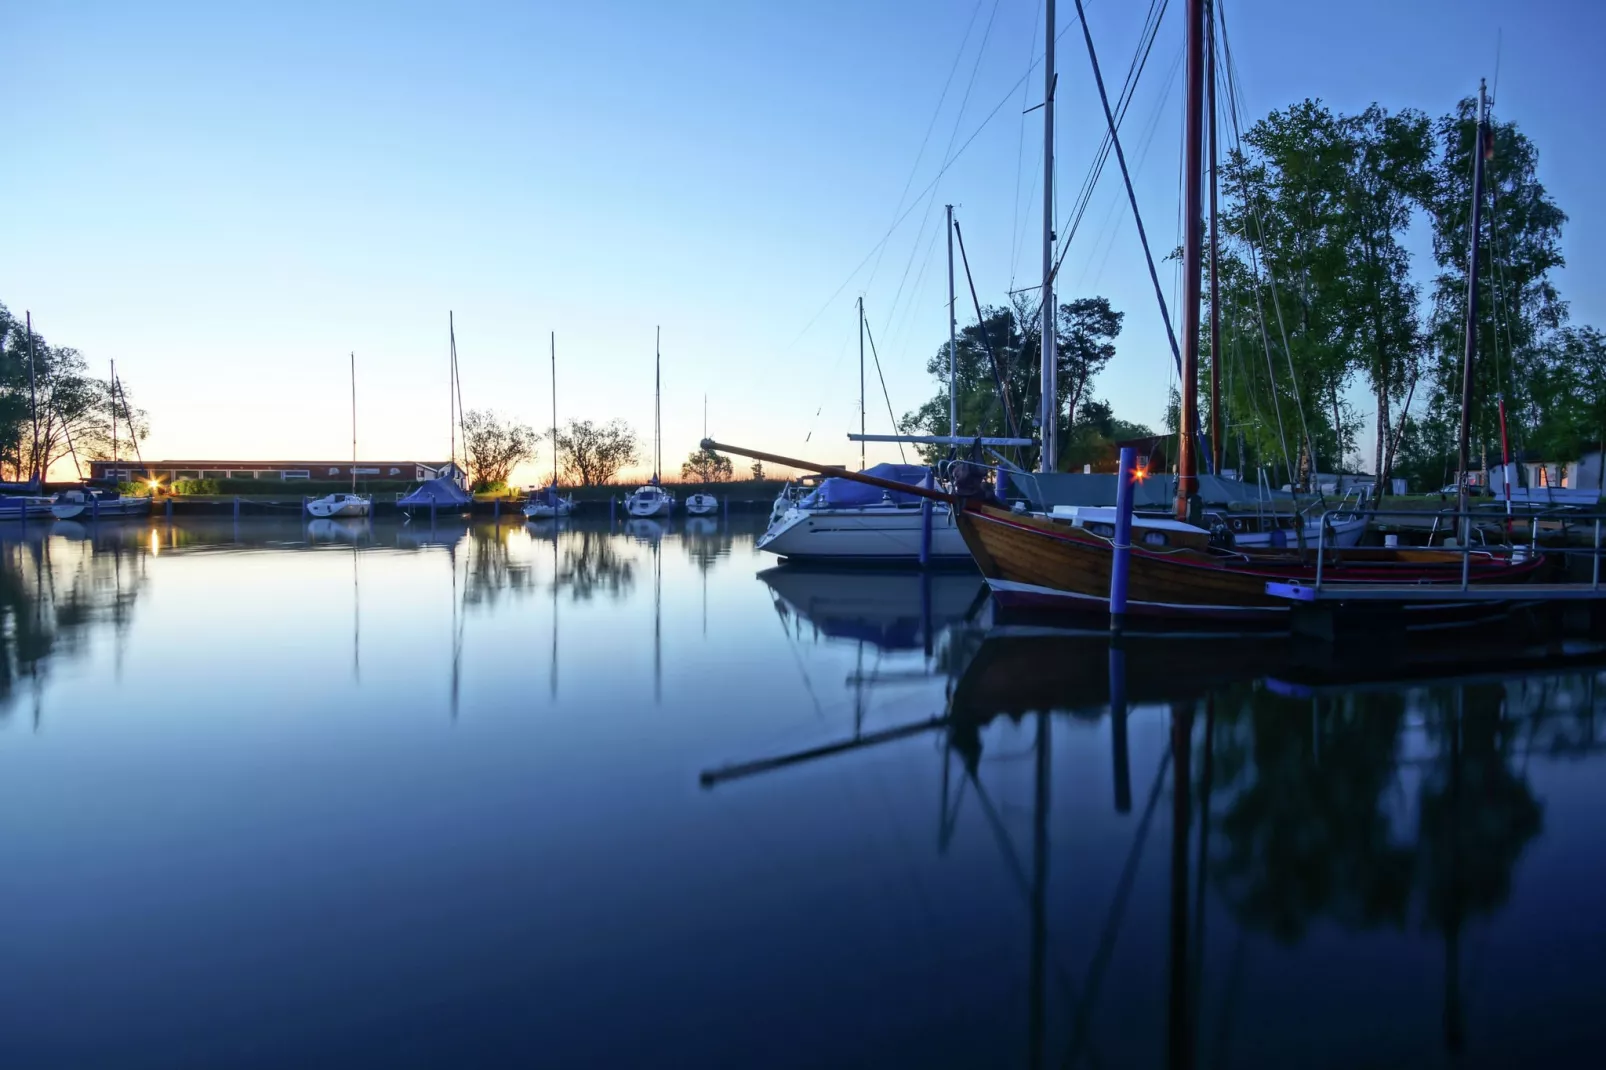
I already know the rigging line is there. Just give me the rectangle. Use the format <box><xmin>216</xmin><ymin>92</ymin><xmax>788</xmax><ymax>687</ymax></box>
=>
<box><xmin>882</xmin><ymin>212</ymin><xmax>947</xmax><ymax>380</ymax></box>
<box><xmin>1009</xmin><ymin>0</ymin><xmax>1046</xmax><ymax>288</ymax></box>
<box><xmin>780</xmin><ymin>4</ymin><xmax>1098</xmax><ymax>355</ymax></box>
<box><xmin>954</xmin><ymin>220</ymin><xmax>1022</xmax><ymax>441</ymax></box>
<box><xmin>860</xmin><ymin>316</ymin><xmax>908</xmax><ymax>463</ymax></box>
<box><xmin>1218</xmin><ymin>2</ymin><xmax>1310</xmax><ymax>493</ymax></box>
<box><xmin>867</xmin><ymin>0</ymin><xmax>991</xmax><ymax>293</ymax></box>
<box><xmin>880</xmin><ymin>0</ymin><xmax>1007</xmax><ymax>347</ymax></box>
<box><xmin>1065</xmin><ymin>0</ymin><xmax>1183</xmax><ymax>382</ymax></box>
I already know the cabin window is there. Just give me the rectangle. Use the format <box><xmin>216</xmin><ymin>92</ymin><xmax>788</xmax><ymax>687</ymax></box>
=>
<box><xmin>1087</xmin><ymin>522</ymin><xmax>1116</xmax><ymax>538</ymax></box>
<box><xmin>1142</xmin><ymin>531</ymin><xmax>1168</xmax><ymax>547</ymax></box>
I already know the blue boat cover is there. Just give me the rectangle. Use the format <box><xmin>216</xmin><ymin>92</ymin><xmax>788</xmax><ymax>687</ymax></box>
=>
<box><xmin>399</xmin><ymin>477</ymin><xmax>473</xmax><ymax>506</ymax></box>
<box><xmin>804</xmin><ymin>463</ymin><xmax>930</xmax><ymax>508</ymax></box>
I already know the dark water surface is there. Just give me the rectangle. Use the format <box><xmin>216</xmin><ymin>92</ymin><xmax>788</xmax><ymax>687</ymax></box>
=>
<box><xmin>0</xmin><ymin>516</ymin><xmax>1601</xmax><ymax>1068</ymax></box>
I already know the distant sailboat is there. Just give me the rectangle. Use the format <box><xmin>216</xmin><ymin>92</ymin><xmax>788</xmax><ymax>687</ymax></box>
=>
<box><xmin>399</xmin><ymin>312</ymin><xmax>474</xmax><ymax>519</ymax></box>
<box><xmin>625</xmin><ymin>326</ymin><xmax>674</xmax><ymax>518</ymax></box>
<box><xmin>685</xmin><ymin>393</ymin><xmax>719</xmax><ymax>516</ymax></box>
<box><xmin>52</xmin><ymin>360</ymin><xmax>152</xmax><ymax>520</ymax></box>
<box><xmin>308</xmin><ymin>352</ymin><xmax>372</xmax><ymax>519</ymax></box>
<box><xmin>525</xmin><ymin>331</ymin><xmax>575</xmax><ymax>520</ymax></box>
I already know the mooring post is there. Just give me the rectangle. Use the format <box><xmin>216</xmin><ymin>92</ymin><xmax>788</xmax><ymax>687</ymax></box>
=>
<box><xmin>1593</xmin><ymin>518</ymin><xmax>1601</xmax><ymax>590</ymax></box>
<box><xmin>493</xmin><ymin>497</ymin><xmax>501</xmax><ymax>521</ymax></box>
<box><xmin>1109</xmin><ymin>639</ymin><xmax>1131</xmax><ymax>813</ymax></box>
<box><xmin>165</xmin><ymin>496</ymin><xmax>173</xmax><ymax>520</ymax></box>
<box><xmin>1109</xmin><ymin>446</ymin><xmax>1136</xmax><ymax>631</ymax></box>
<box><xmin>723</xmin><ymin>496</ymin><xmax>729</xmax><ymax>520</ymax></box>
<box><xmin>302</xmin><ymin>495</ymin><xmax>308</xmax><ymax>517</ymax></box>
<box><xmin>92</xmin><ymin>495</ymin><xmax>99</xmax><ymax>523</ymax></box>
<box><xmin>234</xmin><ymin>496</ymin><xmax>240</xmax><ymax>520</ymax></box>
<box><xmin>609</xmin><ymin>497</ymin><xmax>616</xmax><ymax>524</ymax></box>
<box><xmin>918</xmin><ymin>467</ymin><xmax>934</xmax><ymax>568</ymax></box>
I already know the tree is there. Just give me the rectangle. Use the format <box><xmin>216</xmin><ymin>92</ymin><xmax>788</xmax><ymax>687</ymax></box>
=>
<box><xmin>682</xmin><ymin>446</ymin><xmax>733</xmax><ymax>483</ymax></box>
<box><xmin>556</xmin><ymin>418</ymin><xmax>638</xmax><ymax>486</ymax></box>
<box><xmin>899</xmin><ymin>296</ymin><xmax>1124</xmax><ymax>468</ymax></box>
<box><xmin>750</xmin><ymin>460</ymin><xmax>765</xmax><ymax>481</ymax></box>
<box><xmin>1424</xmin><ymin>99</ymin><xmax>1566</xmax><ymax>474</ymax></box>
<box><xmin>0</xmin><ymin>303</ymin><xmax>150</xmax><ymax>481</ymax></box>
<box><xmin>461</xmin><ymin>409</ymin><xmax>539</xmax><ymax>490</ymax></box>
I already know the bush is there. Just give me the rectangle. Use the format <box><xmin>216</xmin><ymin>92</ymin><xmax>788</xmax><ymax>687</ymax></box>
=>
<box><xmin>171</xmin><ymin>479</ymin><xmax>221</xmax><ymax>495</ymax></box>
<box><xmin>116</xmin><ymin>481</ymin><xmax>155</xmax><ymax>498</ymax></box>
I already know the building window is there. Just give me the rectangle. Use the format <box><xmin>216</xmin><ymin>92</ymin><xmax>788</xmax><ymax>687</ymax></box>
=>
<box><xmin>257</xmin><ymin>471</ymin><xmax>281</xmax><ymax>480</ymax></box>
<box><xmin>231</xmin><ymin>471</ymin><xmax>259</xmax><ymax>479</ymax></box>
<box><xmin>176</xmin><ymin>471</ymin><xmax>200</xmax><ymax>479</ymax></box>
<box><xmin>282</xmin><ymin>470</ymin><xmax>310</xmax><ymax>480</ymax></box>
<box><xmin>202</xmin><ymin>470</ymin><xmax>228</xmax><ymax>480</ymax></box>
<box><xmin>1539</xmin><ymin>466</ymin><xmax>1550</xmax><ymax>487</ymax></box>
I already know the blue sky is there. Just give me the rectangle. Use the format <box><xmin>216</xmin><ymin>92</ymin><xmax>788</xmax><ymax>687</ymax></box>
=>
<box><xmin>4</xmin><ymin>0</ymin><xmax>1602</xmax><ymax>481</ymax></box>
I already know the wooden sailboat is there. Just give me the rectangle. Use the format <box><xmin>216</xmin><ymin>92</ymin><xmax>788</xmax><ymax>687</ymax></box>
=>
<box><xmin>525</xmin><ymin>332</ymin><xmax>575</xmax><ymax>520</ymax></box>
<box><xmin>308</xmin><ymin>352</ymin><xmax>372</xmax><ymax>518</ymax></box>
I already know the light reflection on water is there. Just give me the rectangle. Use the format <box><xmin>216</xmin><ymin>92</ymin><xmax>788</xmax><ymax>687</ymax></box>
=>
<box><xmin>0</xmin><ymin>516</ymin><xmax>1600</xmax><ymax>1068</ymax></box>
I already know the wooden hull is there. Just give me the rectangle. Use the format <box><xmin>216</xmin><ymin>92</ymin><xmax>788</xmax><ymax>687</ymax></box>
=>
<box><xmin>956</xmin><ymin>503</ymin><xmax>1547</xmax><ymax>626</ymax></box>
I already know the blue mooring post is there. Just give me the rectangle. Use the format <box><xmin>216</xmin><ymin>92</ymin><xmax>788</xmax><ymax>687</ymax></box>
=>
<box><xmin>302</xmin><ymin>495</ymin><xmax>308</xmax><ymax>517</ymax></box>
<box><xmin>609</xmin><ymin>497</ymin><xmax>616</xmax><ymax>524</ymax></box>
<box><xmin>1108</xmin><ymin>640</ymin><xmax>1132</xmax><ymax>813</ymax></box>
<box><xmin>1109</xmin><ymin>446</ymin><xmax>1136</xmax><ymax>632</ymax></box>
<box><xmin>165</xmin><ymin>496</ymin><xmax>173</xmax><ymax>520</ymax></box>
<box><xmin>918</xmin><ymin>467</ymin><xmax>933</xmax><ymax>568</ymax></box>
<box><xmin>92</xmin><ymin>495</ymin><xmax>100</xmax><ymax>523</ymax></box>
<box><xmin>493</xmin><ymin>497</ymin><xmax>501</xmax><ymax>521</ymax></box>
<box><xmin>234</xmin><ymin>496</ymin><xmax>240</xmax><ymax>520</ymax></box>
<box><xmin>723</xmin><ymin>496</ymin><xmax>729</xmax><ymax>520</ymax></box>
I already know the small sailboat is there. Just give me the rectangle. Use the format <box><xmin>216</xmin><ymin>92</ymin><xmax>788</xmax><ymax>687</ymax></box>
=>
<box><xmin>683</xmin><ymin>395</ymin><xmax>718</xmax><ymax>516</ymax></box>
<box><xmin>400</xmin><ymin>313</ymin><xmax>474</xmax><ymax>519</ymax></box>
<box><xmin>525</xmin><ymin>332</ymin><xmax>576</xmax><ymax>520</ymax></box>
<box><xmin>308</xmin><ymin>353</ymin><xmax>372</xmax><ymax>519</ymax></box>
<box><xmin>53</xmin><ymin>360</ymin><xmax>152</xmax><ymax>520</ymax></box>
<box><xmin>625</xmin><ymin>327</ymin><xmax>674</xmax><ymax>518</ymax></box>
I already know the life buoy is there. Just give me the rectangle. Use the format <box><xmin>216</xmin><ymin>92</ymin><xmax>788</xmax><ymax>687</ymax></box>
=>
<box><xmin>1231</xmin><ymin>518</ymin><xmax>1243</xmax><ymax>532</ymax></box>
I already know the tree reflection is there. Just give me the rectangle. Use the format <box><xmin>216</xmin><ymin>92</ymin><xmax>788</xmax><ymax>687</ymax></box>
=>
<box><xmin>555</xmin><ymin>529</ymin><xmax>635</xmax><ymax>601</ymax></box>
<box><xmin>0</xmin><ymin>532</ymin><xmax>147</xmax><ymax>717</ymax></box>
<box><xmin>461</xmin><ymin>524</ymin><xmax>536</xmax><ymax>608</ymax></box>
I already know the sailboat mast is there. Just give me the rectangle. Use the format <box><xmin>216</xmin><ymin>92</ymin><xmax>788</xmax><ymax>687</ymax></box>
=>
<box><xmin>1038</xmin><ymin>0</ymin><xmax>1057</xmax><ymax>474</ymax></box>
<box><xmin>1174</xmin><ymin>0</ymin><xmax>1206</xmax><ymax>523</ymax></box>
<box><xmin>25</xmin><ymin>312</ymin><xmax>37</xmax><ymax>484</ymax></box>
<box><xmin>947</xmin><ymin>205</ymin><xmax>958</xmax><ymax>440</ymax></box>
<box><xmin>1206</xmin><ymin>0</ymin><xmax>1222</xmax><ymax>476</ymax></box>
<box><xmin>655</xmin><ymin>326</ymin><xmax>662</xmax><ymax>481</ymax></box>
<box><xmin>350</xmin><ymin>351</ymin><xmax>357</xmax><ymax>495</ymax></box>
<box><xmin>1456</xmin><ymin>81</ymin><xmax>1490</xmax><ymax>525</ymax></box>
<box><xmin>551</xmin><ymin>331</ymin><xmax>558</xmax><ymax>487</ymax></box>
<box><xmin>858</xmin><ymin>295</ymin><xmax>866</xmax><ymax>470</ymax></box>
<box><xmin>449</xmin><ymin>311</ymin><xmax>457</xmax><ymax>472</ymax></box>
<box><xmin>110</xmin><ymin>358</ymin><xmax>117</xmax><ymax>469</ymax></box>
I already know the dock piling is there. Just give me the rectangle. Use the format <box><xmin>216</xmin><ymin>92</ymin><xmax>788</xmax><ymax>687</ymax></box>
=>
<box><xmin>1109</xmin><ymin>446</ymin><xmax>1136</xmax><ymax>631</ymax></box>
<box><xmin>165</xmin><ymin>497</ymin><xmax>173</xmax><ymax>521</ymax></box>
<box><xmin>92</xmin><ymin>496</ymin><xmax>99</xmax><ymax>523</ymax></box>
<box><xmin>234</xmin><ymin>496</ymin><xmax>240</xmax><ymax>520</ymax></box>
<box><xmin>918</xmin><ymin>467</ymin><xmax>933</xmax><ymax>567</ymax></box>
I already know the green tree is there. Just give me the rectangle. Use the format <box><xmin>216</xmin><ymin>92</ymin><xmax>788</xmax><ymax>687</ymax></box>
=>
<box><xmin>681</xmin><ymin>446</ymin><xmax>733</xmax><ymax>483</ymax></box>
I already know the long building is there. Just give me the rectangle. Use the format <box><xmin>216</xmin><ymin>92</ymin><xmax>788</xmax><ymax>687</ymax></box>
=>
<box><xmin>91</xmin><ymin>459</ymin><xmax>465</xmax><ymax>483</ymax></box>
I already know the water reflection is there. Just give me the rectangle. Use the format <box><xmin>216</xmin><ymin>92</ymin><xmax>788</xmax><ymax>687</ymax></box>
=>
<box><xmin>0</xmin><ymin>517</ymin><xmax>1600</xmax><ymax>1066</ymax></box>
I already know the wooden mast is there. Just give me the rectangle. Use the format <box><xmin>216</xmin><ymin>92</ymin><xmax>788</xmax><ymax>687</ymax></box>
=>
<box><xmin>1456</xmin><ymin>82</ymin><xmax>1489</xmax><ymax>529</ymax></box>
<box><xmin>1174</xmin><ymin>0</ymin><xmax>1206</xmax><ymax>523</ymax></box>
<box><xmin>1206</xmin><ymin>0</ymin><xmax>1222</xmax><ymax>477</ymax></box>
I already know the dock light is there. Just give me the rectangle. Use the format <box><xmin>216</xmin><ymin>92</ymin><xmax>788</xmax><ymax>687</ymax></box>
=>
<box><xmin>1130</xmin><ymin>460</ymin><xmax>1149</xmax><ymax>483</ymax></box>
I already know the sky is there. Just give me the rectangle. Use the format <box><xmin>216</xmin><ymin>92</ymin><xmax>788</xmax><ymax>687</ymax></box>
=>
<box><xmin>5</xmin><ymin>0</ymin><xmax>1604</xmax><ymax>484</ymax></box>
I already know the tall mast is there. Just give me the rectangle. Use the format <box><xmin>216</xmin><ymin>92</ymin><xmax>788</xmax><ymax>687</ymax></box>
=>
<box><xmin>1456</xmin><ymin>81</ymin><xmax>1490</xmax><ymax>527</ymax></box>
<box><xmin>858</xmin><ymin>295</ymin><xmax>866</xmax><ymax>469</ymax></box>
<box><xmin>350</xmin><ymin>352</ymin><xmax>357</xmax><ymax>495</ymax></box>
<box><xmin>1174</xmin><ymin>0</ymin><xmax>1206</xmax><ymax>523</ymax></box>
<box><xmin>947</xmin><ymin>205</ymin><xmax>958</xmax><ymax>440</ymax></box>
<box><xmin>655</xmin><ymin>326</ymin><xmax>662</xmax><ymax>481</ymax></box>
<box><xmin>551</xmin><ymin>331</ymin><xmax>558</xmax><ymax>487</ymax></box>
<box><xmin>448</xmin><ymin>311</ymin><xmax>457</xmax><ymax>471</ymax></box>
<box><xmin>110</xmin><ymin>358</ymin><xmax>117</xmax><ymax>469</ymax></box>
<box><xmin>1206</xmin><ymin>0</ymin><xmax>1222</xmax><ymax>477</ymax></box>
<box><xmin>25</xmin><ymin>312</ymin><xmax>37</xmax><ymax>484</ymax></box>
<box><xmin>1038</xmin><ymin>0</ymin><xmax>1058</xmax><ymax>473</ymax></box>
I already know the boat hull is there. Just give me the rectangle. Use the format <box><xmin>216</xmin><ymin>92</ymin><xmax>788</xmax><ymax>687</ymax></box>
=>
<box><xmin>51</xmin><ymin>496</ymin><xmax>152</xmax><ymax>521</ymax></box>
<box><xmin>957</xmin><ymin>503</ymin><xmax>1546</xmax><ymax>626</ymax></box>
<box><xmin>523</xmin><ymin>500</ymin><xmax>574</xmax><ymax>519</ymax></box>
<box><xmin>757</xmin><ymin>505</ymin><xmax>972</xmax><ymax>563</ymax></box>
<box><xmin>626</xmin><ymin>501</ymin><xmax>672</xmax><ymax>518</ymax></box>
<box><xmin>306</xmin><ymin>497</ymin><xmax>371</xmax><ymax>518</ymax></box>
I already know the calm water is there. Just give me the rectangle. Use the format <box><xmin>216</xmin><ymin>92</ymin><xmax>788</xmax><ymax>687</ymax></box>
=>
<box><xmin>0</xmin><ymin>516</ymin><xmax>1601</xmax><ymax>1068</ymax></box>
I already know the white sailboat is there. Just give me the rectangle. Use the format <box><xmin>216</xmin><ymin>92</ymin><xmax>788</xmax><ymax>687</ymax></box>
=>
<box><xmin>308</xmin><ymin>352</ymin><xmax>372</xmax><ymax>519</ymax></box>
<box><xmin>684</xmin><ymin>395</ymin><xmax>718</xmax><ymax>516</ymax></box>
<box><xmin>525</xmin><ymin>332</ymin><xmax>576</xmax><ymax>520</ymax></box>
<box><xmin>625</xmin><ymin>327</ymin><xmax>674</xmax><ymax>518</ymax></box>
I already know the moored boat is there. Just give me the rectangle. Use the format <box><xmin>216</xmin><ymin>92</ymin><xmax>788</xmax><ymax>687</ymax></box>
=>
<box><xmin>51</xmin><ymin>486</ymin><xmax>152</xmax><ymax>520</ymax></box>
<box><xmin>307</xmin><ymin>492</ymin><xmax>371</xmax><ymax>518</ymax></box>
<box><xmin>685</xmin><ymin>492</ymin><xmax>719</xmax><ymax>516</ymax></box>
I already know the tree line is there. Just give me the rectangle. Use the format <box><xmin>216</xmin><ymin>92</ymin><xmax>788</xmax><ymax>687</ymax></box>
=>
<box><xmin>899</xmin><ymin>93</ymin><xmax>1606</xmax><ymax>491</ymax></box>
<box><xmin>462</xmin><ymin>413</ymin><xmax>758</xmax><ymax>490</ymax></box>
<box><xmin>0</xmin><ymin>305</ymin><xmax>149</xmax><ymax>483</ymax></box>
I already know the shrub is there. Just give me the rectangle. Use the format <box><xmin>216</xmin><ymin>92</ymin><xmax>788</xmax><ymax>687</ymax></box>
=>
<box><xmin>171</xmin><ymin>479</ymin><xmax>221</xmax><ymax>495</ymax></box>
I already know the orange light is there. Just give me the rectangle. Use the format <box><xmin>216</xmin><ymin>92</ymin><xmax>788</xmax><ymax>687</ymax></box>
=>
<box><xmin>1130</xmin><ymin>465</ymin><xmax>1149</xmax><ymax>483</ymax></box>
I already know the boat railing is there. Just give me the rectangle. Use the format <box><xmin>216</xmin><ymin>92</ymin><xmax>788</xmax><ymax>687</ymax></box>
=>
<box><xmin>1306</xmin><ymin>505</ymin><xmax>1606</xmax><ymax>594</ymax></box>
